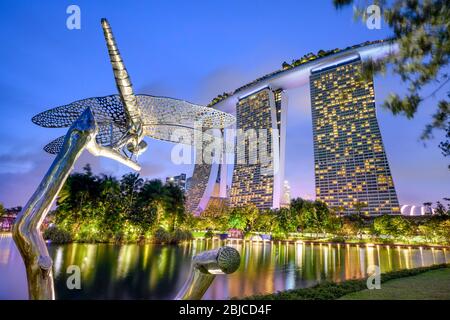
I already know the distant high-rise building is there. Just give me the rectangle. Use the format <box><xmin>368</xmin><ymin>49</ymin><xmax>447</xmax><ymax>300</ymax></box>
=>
<box><xmin>166</xmin><ymin>173</ymin><xmax>187</xmax><ymax>191</ymax></box>
<box><xmin>281</xmin><ymin>180</ymin><xmax>291</xmax><ymax>207</ymax></box>
<box><xmin>310</xmin><ymin>57</ymin><xmax>400</xmax><ymax>215</ymax></box>
<box><xmin>185</xmin><ymin>177</ymin><xmax>192</xmax><ymax>192</ymax></box>
<box><xmin>229</xmin><ymin>87</ymin><xmax>287</xmax><ymax>210</ymax></box>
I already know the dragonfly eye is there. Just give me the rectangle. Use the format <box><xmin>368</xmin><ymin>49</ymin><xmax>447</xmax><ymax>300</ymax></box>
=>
<box><xmin>126</xmin><ymin>140</ymin><xmax>147</xmax><ymax>155</ymax></box>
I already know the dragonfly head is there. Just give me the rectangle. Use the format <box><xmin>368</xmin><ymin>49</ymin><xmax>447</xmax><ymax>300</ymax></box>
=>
<box><xmin>126</xmin><ymin>139</ymin><xmax>148</xmax><ymax>156</ymax></box>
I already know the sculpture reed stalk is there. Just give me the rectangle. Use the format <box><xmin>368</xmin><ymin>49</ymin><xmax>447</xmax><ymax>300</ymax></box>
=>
<box><xmin>12</xmin><ymin>108</ymin><xmax>97</xmax><ymax>300</ymax></box>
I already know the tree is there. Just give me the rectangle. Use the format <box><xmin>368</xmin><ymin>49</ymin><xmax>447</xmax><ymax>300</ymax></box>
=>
<box><xmin>423</xmin><ymin>201</ymin><xmax>433</xmax><ymax>214</ymax></box>
<box><xmin>331</xmin><ymin>205</ymin><xmax>346</xmax><ymax>217</ymax></box>
<box><xmin>340</xmin><ymin>219</ymin><xmax>359</xmax><ymax>239</ymax></box>
<box><xmin>350</xmin><ymin>201</ymin><xmax>368</xmax><ymax>238</ymax></box>
<box><xmin>135</xmin><ymin>179</ymin><xmax>167</xmax><ymax>231</ymax></box>
<box><xmin>373</xmin><ymin>214</ymin><xmax>413</xmax><ymax>238</ymax></box>
<box><xmin>228</xmin><ymin>208</ymin><xmax>247</xmax><ymax>231</ymax></box>
<box><xmin>164</xmin><ymin>183</ymin><xmax>186</xmax><ymax>231</ymax></box>
<box><xmin>120</xmin><ymin>173</ymin><xmax>144</xmax><ymax>216</ymax></box>
<box><xmin>0</xmin><ymin>203</ymin><xmax>5</xmax><ymax>217</ymax></box>
<box><xmin>276</xmin><ymin>207</ymin><xmax>297</xmax><ymax>234</ymax></box>
<box><xmin>254</xmin><ymin>210</ymin><xmax>278</xmax><ymax>233</ymax></box>
<box><xmin>434</xmin><ymin>200</ymin><xmax>450</xmax><ymax>217</ymax></box>
<box><xmin>225</xmin><ymin>205</ymin><xmax>259</xmax><ymax>231</ymax></box>
<box><xmin>299</xmin><ymin>200</ymin><xmax>332</xmax><ymax>236</ymax></box>
<box><xmin>333</xmin><ymin>0</ymin><xmax>450</xmax><ymax>167</ymax></box>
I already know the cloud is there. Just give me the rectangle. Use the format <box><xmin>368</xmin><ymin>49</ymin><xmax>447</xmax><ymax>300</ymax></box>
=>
<box><xmin>0</xmin><ymin>150</ymin><xmax>53</xmax><ymax>208</ymax></box>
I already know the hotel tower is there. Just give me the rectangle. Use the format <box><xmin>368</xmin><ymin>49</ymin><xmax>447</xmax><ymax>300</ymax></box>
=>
<box><xmin>229</xmin><ymin>88</ymin><xmax>287</xmax><ymax>210</ymax></box>
<box><xmin>310</xmin><ymin>57</ymin><xmax>400</xmax><ymax>215</ymax></box>
<box><xmin>185</xmin><ymin>40</ymin><xmax>400</xmax><ymax>216</ymax></box>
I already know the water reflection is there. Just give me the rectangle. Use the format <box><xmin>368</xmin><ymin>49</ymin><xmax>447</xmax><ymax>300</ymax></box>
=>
<box><xmin>0</xmin><ymin>234</ymin><xmax>448</xmax><ymax>300</ymax></box>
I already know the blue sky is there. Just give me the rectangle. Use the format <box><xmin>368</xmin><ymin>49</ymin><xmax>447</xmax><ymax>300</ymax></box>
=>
<box><xmin>0</xmin><ymin>0</ymin><xmax>448</xmax><ymax>208</ymax></box>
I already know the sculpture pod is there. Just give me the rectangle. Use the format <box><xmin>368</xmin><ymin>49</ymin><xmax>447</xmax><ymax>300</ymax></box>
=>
<box><xmin>175</xmin><ymin>246</ymin><xmax>241</xmax><ymax>300</ymax></box>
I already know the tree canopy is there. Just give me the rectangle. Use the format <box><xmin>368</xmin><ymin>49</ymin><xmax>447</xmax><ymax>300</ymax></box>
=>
<box><xmin>333</xmin><ymin>0</ymin><xmax>450</xmax><ymax>168</ymax></box>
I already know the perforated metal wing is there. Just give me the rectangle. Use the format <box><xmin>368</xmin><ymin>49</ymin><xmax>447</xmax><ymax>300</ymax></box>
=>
<box><xmin>34</xmin><ymin>94</ymin><xmax>235</xmax><ymax>154</ymax></box>
<box><xmin>32</xmin><ymin>95</ymin><xmax>127</xmax><ymax>129</ymax></box>
<box><xmin>137</xmin><ymin>95</ymin><xmax>235</xmax><ymax>129</ymax></box>
<box><xmin>43</xmin><ymin>136</ymin><xmax>65</xmax><ymax>154</ymax></box>
<box><xmin>43</xmin><ymin>122</ymin><xmax>126</xmax><ymax>155</ymax></box>
<box><xmin>137</xmin><ymin>95</ymin><xmax>235</xmax><ymax>144</ymax></box>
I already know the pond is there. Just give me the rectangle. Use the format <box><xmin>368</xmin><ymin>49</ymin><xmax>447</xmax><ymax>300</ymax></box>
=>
<box><xmin>0</xmin><ymin>233</ymin><xmax>448</xmax><ymax>300</ymax></box>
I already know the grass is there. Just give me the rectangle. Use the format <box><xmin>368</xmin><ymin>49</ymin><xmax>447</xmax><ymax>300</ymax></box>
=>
<box><xmin>340</xmin><ymin>267</ymin><xmax>450</xmax><ymax>300</ymax></box>
<box><xmin>241</xmin><ymin>264</ymin><xmax>450</xmax><ymax>300</ymax></box>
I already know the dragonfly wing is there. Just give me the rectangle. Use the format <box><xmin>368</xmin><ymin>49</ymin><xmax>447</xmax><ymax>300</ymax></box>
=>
<box><xmin>43</xmin><ymin>136</ymin><xmax>65</xmax><ymax>155</ymax></box>
<box><xmin>95</xmin><ymin>122</ymin><xmax>128</xmax><ymax>147</ymax></box>
<box><xmin>137</xmin><ymin>95</ymin><xmax>235</xmax><ymax>129</ymax></box>
<box><xmin>137</xmin><ymin>95</ymin><xmax>234</xmax><ymax>144</ymax></box>
<box><xmin>32</xmin><ymin>95</ymin><xmax>128</xmax><ymax>129</ymax></box>
<box><xmin>43</xmin><ymin>122</ymin><xmax>127</xmax><ymax>155</ymax></box>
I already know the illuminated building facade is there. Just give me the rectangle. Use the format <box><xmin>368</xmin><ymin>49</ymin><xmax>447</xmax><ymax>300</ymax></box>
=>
<box><xmin>186</xmin><ymin>40</ymin><xmax>398</xmax><ymax>215</ymax></box>
<box><xmin>310</xmin><ymin>57</ymin><xmax>400</xmax><ymax>215</ymax></box>
<box><xmin>229</xmin><ymin>87</ymin><xmax>287</xmax><ymax>210</ymax></box>
<box><xmin>281</xmin><ymin>180</ymin><xmax>291</xmax><ymax>207</ymax></box>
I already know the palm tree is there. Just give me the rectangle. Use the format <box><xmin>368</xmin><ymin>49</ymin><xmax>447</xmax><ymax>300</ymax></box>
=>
<box><xmin>0</xmin><ymin>203</ymin><xmax>5</xmax><ymax>218</ymax></box>
<box><xmin>164</xmin><ymin>184</ymin><xmax>186</xmax><ymax>231</ymax></box>
<box><xmin>352</xmin><ymin>201</ymin><xmax>368</xmax><ymax>239</ymax></box>
<box><xmin>137</xmin><ymin>179</ymin><xmax>168</xmax><ymax>230</ymax></box>
<box><xmin>120</xmin><ymin>173</ymin><xmax>143</xmax><ymax>216</ymax></box>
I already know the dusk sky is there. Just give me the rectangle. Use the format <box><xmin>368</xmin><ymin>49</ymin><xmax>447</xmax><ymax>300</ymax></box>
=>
<box><xmin>0</xmin><ymin>0</ymin><xmax>448</xmax><ymax>208</ymax></box>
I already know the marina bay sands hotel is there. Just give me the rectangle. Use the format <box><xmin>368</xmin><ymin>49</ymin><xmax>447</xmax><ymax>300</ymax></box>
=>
<box><xmin>186</xmin><ymin>39</ymin><xmax>400</xmax><ymax>216</ymax></box>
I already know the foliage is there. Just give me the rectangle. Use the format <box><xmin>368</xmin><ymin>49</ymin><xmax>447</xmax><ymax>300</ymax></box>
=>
<box><xmin>241</xmin><ymin>264</ymin><xmax>450</xmax><ymax>300</ymax></box>
<box><xmin>53</xmin><ymin>164</ymin><xmax>187</xmax><ymax>243</ymax></box>
<box><xmin>227</xmin><ymin>205</ymin><xmax>259</xmax><ymax>231</ymax></box>
<box><xmin>153</xmin><ymin>228</ymin><xmax>172</xmax><ymax>244</ymax></box>
<box><xmin>333</xmin><ymin>0</ymin><xmax>450</xmax><ymax>167</ymax></box>
<box><xmin>43</xmin><ymin>225</ymin><xmax>72</xmax><ymax>244</ymax></box>
<box><xmin>418</xmin><ymin>217</ymin><xmax>450</xmax><ymax>244</ymax></box>
<box><xmin>204</xmin><ymin>229</ymin><xmax>214</xmax><ymax>239</ymax></box>
<box><xmin>172</xmin><ymin>229</ymin><xmax>193</xmax><ymax>242</ymax></box>
<box><xmin>50</xmin><ymin>166</ymin><xmax>450</xmax><ymax>245</ymax></box>
<box><xmin>373</xmin><ymin>214</ymin><xmax>413</xmax><ymax>238</ymax></box>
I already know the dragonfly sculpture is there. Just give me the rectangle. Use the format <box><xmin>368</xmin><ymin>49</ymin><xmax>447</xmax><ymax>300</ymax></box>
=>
<box><xmin>32</xmin><ymin>19</ymin><xmax>235</xmax><ymax>171</ymax></box>
<box><xmin>14</xmin><ymin>18</ymin><xmax>238</xmax><ymax>300</ymax></box>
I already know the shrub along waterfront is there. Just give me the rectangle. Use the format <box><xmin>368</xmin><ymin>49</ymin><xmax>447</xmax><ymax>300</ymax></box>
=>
<box><xmin>33</xmin><ymin>164</ymin><xmax>450</xmax><ymax>245</ymax></box>
<box><xmin>240</xmin><ymin>264</ymin><xmax>450</xmax><ymax>300</ymax></box>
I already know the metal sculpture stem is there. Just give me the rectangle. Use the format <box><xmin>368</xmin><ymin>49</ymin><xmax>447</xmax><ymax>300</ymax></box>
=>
<box><xmin>175</xmin><ymin>246</ymin><xmax>240</xmax><ymax>300</ymax></box>
<box><xmin>13</xmin><ymin>108</ymin><xmax>97</xmax><ymax>300</ymax></box>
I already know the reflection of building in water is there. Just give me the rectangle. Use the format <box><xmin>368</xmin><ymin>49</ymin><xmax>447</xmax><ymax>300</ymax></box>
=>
<box><xmin>116</xmin><ymin>244</ymin><xmax>139</xmax><ymax>279</ymax></box>
<box><xmin>0</xmin><ymin>235</ymin><xmax>11</xmax><ymax>265</ymax></box>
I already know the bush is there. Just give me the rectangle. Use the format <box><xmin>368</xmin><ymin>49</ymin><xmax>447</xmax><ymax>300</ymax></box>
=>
<box><xmin>153</xmin><ymin>228</ymin><xmax>171</xmax><ymax>244</ymax></box>
<box><xmin>241</xmin><ymin>264</ymin><xmax>449</xmax><ymax>300</ymax></box>
<box><xmin>204</xmin><ymin>229</ymin><xmax>214</xmax><ymax>239</ymax></box>
<box><xmin>44</xmin><ymin>226</ymin><xmax>72</xmax><ymax>244</ymax></box>
<box><xmin>173</xmin><ymin>229</ymin><xmax>193</xmax><ymax>242</ymax></box>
